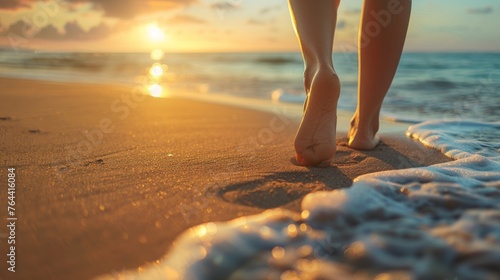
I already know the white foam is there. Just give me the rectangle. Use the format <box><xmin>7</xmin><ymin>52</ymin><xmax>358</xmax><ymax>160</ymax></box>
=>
<box><xmin>97</xmin><ymin>120</ymin><xmax>500</xmax><ymax>279</ymax></box>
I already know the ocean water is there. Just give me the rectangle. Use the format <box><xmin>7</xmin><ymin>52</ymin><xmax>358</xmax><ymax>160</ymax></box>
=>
<box><xmin>2</xmin><ymin>50</ymin><xmax>500</xmax><ymax>279</ymax></box>
<box><xmin>0</xmin><ymin>51</ymin><xmax>499</xmax><ymax>122</ymax></box>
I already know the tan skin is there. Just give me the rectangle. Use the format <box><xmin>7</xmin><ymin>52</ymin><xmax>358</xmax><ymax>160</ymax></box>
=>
<box><xmin>289</xmin><ymin>0</ymin><xmax>412</xmax><ymax>166</ymax></box>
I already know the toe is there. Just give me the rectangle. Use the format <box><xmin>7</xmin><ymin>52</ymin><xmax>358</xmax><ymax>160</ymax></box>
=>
<box><xmin>295</xmin><ymin>153</ymin><xmax>310</xmax><ymax>166</ymax></box>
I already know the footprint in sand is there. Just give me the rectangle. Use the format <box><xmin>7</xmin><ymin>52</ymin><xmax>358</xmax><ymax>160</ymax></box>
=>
<box><xmin>56</xmin><ymin>159</ymin><xmax>105</xmax><ymax>174</ymax></box>
<box><xmin>331</xmin><ymin>149</ymin><xmax>368</xmax><ymax>167</ymax></box>
<box><xmin>207</xmin><ymin>176</ymin><xmax>325</xmax><ymax>209</ymax></box>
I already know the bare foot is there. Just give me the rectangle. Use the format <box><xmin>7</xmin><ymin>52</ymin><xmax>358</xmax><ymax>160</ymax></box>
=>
<box><xmin>347</xmin><ymin>113</ymin><xmax>380</xmax><ymax>150</ymax></box>
<box><xmin>294</xmin><ymin>67</ymin><xmax>340</xmax><ymax>166</ymax></box>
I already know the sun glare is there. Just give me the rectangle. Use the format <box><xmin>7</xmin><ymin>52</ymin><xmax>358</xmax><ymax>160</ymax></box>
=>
<box><xmin>148</xmin><ymin>83</ymin><xmax>163</xmax><ymax>97</ymax></box>
<box><xmin>147</xmin><ymin>24</ymin><xmax>166</xmax><ymax>42</ymax></box>
<box><xmin>149</xmin><ymin>63</ymin><xmax>165</xmax><ymax>77</ymax></box>
<box><xmin>150</xmin><ymin>49</ymin><xmax>164</xmax><ymax>60</ymax></box>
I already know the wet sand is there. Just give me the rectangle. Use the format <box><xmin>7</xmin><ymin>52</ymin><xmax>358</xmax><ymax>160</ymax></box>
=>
<box><xmin>0</xmin><ymin>78</ymin><xmax>450</xmax><ymax>280</ymax></box>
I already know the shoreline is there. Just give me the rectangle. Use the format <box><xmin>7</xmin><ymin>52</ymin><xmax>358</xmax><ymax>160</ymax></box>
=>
<box><xmin>0</xmin><ymin>77</ymin><xmax>451</xmax><ymax>279</ymax></box>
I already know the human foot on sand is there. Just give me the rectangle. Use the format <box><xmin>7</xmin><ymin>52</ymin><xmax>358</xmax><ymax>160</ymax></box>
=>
<box><xmin>294</xmin><ymin>67</ymin><xmax>340</xmax><ymax>166</ymax></box>
<box><xmin>288</xmin><ymin>0</ymin><xmax>410</xmax><ymax>165</ymax></box>
<box><xmin>347</xmin><ymin>113</ymin><xmax>381</xmax><ymax>150</ymax></box>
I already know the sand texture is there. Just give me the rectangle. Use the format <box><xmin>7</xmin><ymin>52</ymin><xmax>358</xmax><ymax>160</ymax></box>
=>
<box><xmin>0</xmin><ymin>78</ymin><xmax>450</xmax><ymax>280</ymax></box>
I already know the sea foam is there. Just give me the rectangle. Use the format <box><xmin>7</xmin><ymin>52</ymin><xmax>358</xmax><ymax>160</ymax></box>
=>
<box><xmin>97</xmin><ymin>120</ymin><xmax>500</xmax><ymax>280</ymax></box>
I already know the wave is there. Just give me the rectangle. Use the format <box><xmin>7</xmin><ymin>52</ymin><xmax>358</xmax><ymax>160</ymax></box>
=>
<box><xmin>96</xmin><ymin>120</ymin><xmax>500</xmax><ymax>280</ymax></box>
<box><xmin>28</xmin><ymin>56</ymin><xmax>105</xmax><ymax>71</ymax></box>
<box><xmin>398</xmin><ymin>79</ymin><xmax>466</xmax><ymax>91</ymax></box>
<box><xmin>0</xmin><ymin>52</ymin><xmax>106</xmax><ymax>71</ymax></box>
<box><xmin>254</xmin><ymin>56</ymin><xmax>301</xmax><ymax>65</ymax></box>
<box><xmin>400</xmin><ymin>62</ymin><xmax>451</xmax><ymax>70</ymax></box>
<box><xmin>381</xmin><ymin>114</ymin><xmax>423</xmax><ymax>124</ymax></box>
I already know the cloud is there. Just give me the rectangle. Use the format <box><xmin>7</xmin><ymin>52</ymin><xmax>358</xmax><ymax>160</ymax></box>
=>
<box><xmin>64</xmin><ymin>21</ymin><xmax>110</xmax><ymax>40</ymax></box>
<box><xmin>2</xmin><ymin>19</ymin><xmax>111</xmax><ymax>40</ymax></box>
<box><xmin>37</xmin><ymin>24</ymin><xmax>61</xmax><ymax>39</ymax></box>
<box><xmin>165</xmin><ymin>14</ymin><xmax>206</xmax><ymax>25</ymax></box>
<box><xmin>210</xmin><ymin>1</ymin><xmax>240</xmax><ymax>20</ymax></box>
<box><xmin>247</xmin><ymin>18</ymin><xmax>265</xmax><ymax>25</ymax></box>
<box><xmin>210</xmin><ymin>1</ymin><xmax>239</xmax><ymax>11</ymax></box>
<box><xmin>0</xmin><ymin>0</ymin><xmax>197</xmax><ymax>18</ymax></box>
<box><xmin>85</xmin><ymin>22</ymin><xmax>110</xmax><ymax>38</ymax></box>
<box><xmin>71</xmin><ymin>0</ymin><xmax>198</xmax><ymax>18</ymax></box>
<box><xmin>259</xmin><ymin>7</ymin><xmax>271</xmax><ymax>14</ymax></box>
<box><xmin>259</xmin><ymin>5</ymin><xmax>281</xmax><ymax>15</ymax></box>
<box><xmin>467</xmin><ymin>6</ymin><xmax>493</xmax><ymax>14</ymax></box>
<box><xmin>0</xmin><ymin>0</ymin><xmax>30</xmax><ymax>10</ymax></box>
<box><xmin>3</xmin><ymin>20</ymin><xmax>35</xmax><ymax>37</ymax></box>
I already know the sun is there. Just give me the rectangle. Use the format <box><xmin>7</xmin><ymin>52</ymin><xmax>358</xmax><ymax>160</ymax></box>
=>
<box><xmin>147</xmin><ymin>23</ymin><xmax>166</xmax><ymax>42</ymax></box>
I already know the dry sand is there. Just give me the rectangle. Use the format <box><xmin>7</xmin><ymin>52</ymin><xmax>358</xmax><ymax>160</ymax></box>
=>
<box><xmin>0</xmin><ymin>78</ymin><xmax>450</xmax><ymax>280</ymax></box>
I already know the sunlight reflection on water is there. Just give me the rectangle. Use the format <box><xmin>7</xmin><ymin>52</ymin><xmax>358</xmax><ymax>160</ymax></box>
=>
<box><xmin>148</xmin><ymin>83</ymin><xmax>164</xmax><ymax>97</ymax></box>
<box><xmin>149</xmin><ymin>63</ymin><xmax>165</xmax><ymax>78</ymax></box>
<box><xmin>150</xmin><ymin>49</ymin><xmax>164</xmax><ymax>61</ymax></box>
<box><xmin>144</xmin><ymin>48</ymin><xmax>171</xmax><ymax>98</ymax></box>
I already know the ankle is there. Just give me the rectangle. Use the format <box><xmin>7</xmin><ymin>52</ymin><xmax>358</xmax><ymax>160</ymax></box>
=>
<box><xmin>350</xmin><ymin>114</ymin><xmax>379</xmax><ymax>136</ymax></box>
<box><xmin>303</xmin><ymin>66</ymin><xmax>340</xmax><ymax>104</ymax></box>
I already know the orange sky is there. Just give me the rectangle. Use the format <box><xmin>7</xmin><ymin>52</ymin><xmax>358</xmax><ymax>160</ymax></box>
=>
<box><xmin>0</xmin><ymin>0</ymin><xmax>499</xmax><ymax>52</ymax></box>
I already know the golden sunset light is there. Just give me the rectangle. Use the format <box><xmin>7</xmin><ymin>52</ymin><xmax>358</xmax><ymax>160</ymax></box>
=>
<box><xmin>0</xmin><ymin>1</ymin><xmax>499</xmax><ymax>279</ymax></box>
<box><xmin>148</xmin><ymin>83</ymin><xmax>163</xmax><ymax>97</ymax></box>
<box><xmin>146</xmin><ymin>23</ymin><xmax>166</xmax><ymax>42</ymax></box>
<box><xmin>149</xmin><ymin>63</ymin><xmax>165</xmax><ymax>78</ymax></box>
<box><xmin>150</xmin><ymin>49</ymin><xmax>165</xmax><ymax>60</ymax></box>
<box><xmin>0</xmin><ymin>1</ymin><xmax>496</xmax><ymax>52</ymax></box>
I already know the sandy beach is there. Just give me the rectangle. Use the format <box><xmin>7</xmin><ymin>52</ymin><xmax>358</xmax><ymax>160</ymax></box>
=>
<box><xmin>0</xmin><ymin>77</ymin><xmax>452</xmax><ymax>280</ymax></box>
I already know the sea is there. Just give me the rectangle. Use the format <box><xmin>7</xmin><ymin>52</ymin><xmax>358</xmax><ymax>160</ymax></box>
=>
<box><xmin>1</xmin><ymin>51</ymin><xmax>500</xmax><ymax>279</ymax></box>
<box><xmin>1</xmin><ymin>51</ymin><xmax>499</xmax><ymax>122</ymax></box>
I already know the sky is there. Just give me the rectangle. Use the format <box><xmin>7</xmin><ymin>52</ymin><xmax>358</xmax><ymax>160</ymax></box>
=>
<box><xmin>0</xmin><ymin>0</ymin><xmax>499</xmax><ymax>52</ymax></box>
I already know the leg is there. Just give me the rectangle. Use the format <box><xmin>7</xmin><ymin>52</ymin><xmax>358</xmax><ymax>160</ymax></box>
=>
<box><xmin>348</xmin><ymin>0</ymin><xmax>411</xmax><ymax>149</ymax></box>
<box><xmin>288</xmin><ymin>0</ymin><xmax>341</xmax><ymax>166</ymax></box>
